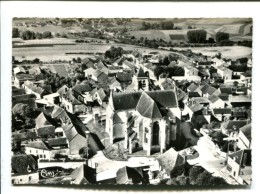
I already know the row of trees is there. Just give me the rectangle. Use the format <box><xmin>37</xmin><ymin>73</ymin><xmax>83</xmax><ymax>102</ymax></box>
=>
<box><xmin>154</xmin><ymin>65</ymin><xmax>185</xmax><ymax>79</ymax></box>
<box><xmin>104</xmin><ymin>46</ymin><xmax>124</xmax><ymax>60</ymax></box>
<box><xmin>141</xmin><ymin>21</ymin><xmax>174</xmax><ymax>30</ymax></box>
<box><xmin>12</xmin><ymin>28</ymin><xmax>53</xmax><ymax>40</ymax></box>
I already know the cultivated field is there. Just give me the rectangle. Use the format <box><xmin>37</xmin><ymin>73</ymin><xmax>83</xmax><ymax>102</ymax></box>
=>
<box><xmin>166</xmin><ymin>46</ymin><xmax>252</xmax><ymax>59</ymax></box>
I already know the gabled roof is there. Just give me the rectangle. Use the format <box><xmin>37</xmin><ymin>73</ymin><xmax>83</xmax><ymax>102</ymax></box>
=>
<box><xmin>84</xmin><ymin>67</ymin><xmax>96</xmax><ymax>75</ymax></box>
<box><xmin>147</xmin><ymin>90</ymin><xmax>178</xmax><ymax>108</ymax></box>
<box><xmin>208</xmin><ymin>94</ymin><xmax>221</xmax><ymax>103</ymax></box>
<box><xmin>198</xmin><ymin>61</ymin><xmax>211</xmax><ymax>66</ymax></box>
<box><xmin>157</xmin><ymin>148</ymin><xmax>185</xmax><ymax>174</ymax></box>
<box><xmin>24</xmin><ymin>80</ymin><xmax>48</xmax><ymax>95</ymax></box>
<box><xmin>161</xmin><ymin>78</ymin><xmax>175</xmax><ymax>90</ymax></box>
<box><xmin>116</xmin><ymin>166</ymin><xmax>143</xmax><ymax>184</ymax></box>
<box><xmin>186</xmin><ymin>101</ymin><xmax>203</xmax><ymax>112</ymax></box>
<box><xmin>27</xmin><ymin>140</ymin><xmax>52</xmax><ymax>150</ymax></box>
<box><xmin>116</xmin><ymin>72</ymin><xmax>132</xmax><ymax>82</ymax></box>
<box><xmin>13</xmin><ymin>66</ymin><xmax>26</xmax><ymax>74</ymax></box>
<box><xmin>240</xmin><ymin>123</ymin><xmax>251</xmax><ymax>142</ymax></box>
<box><xmin>62</xmin><ymin>112</ymin><xmax>87</xmax><ymax>142</ymax></box>
<box><xmin>97</xmin><ymin>88</ymin><xmax>106</xmax><ymax>101</ymax></box>
<box><xmin>191</xmin><ymin>97</ymin><xmax>210</xmax><ymax>104</ymax></box>
<box><xmin>136</xmin><ymin>92</ymin><xmax>162</xmax><ymax>119</ymax></box>
<box><xmin>82</xmin><ymin>58</ymin><xmax>95</xmax><ymax>68</ymax></box>
<box><xmin>70</xmin><ymin>164</ymin><xmax>96</xmax><ymax>184</ymax></box>
<box><xmin>48</xmin><ymin>137</ymin><xmax>68</xmax><ymax>147</ymax></box>
<box><xmin>64</xmin><ymin>89</ymin><xmax>82</xmax><ymax>105</ymax></box>
<box><xmin>15</xmin><ymin>73</ymin><xmax>35</xmax><ymax>81</ymax></box>
<box><xmin>188</xmin><ymin>92</ymin><xmax>201</xmax><ymax>98</ymax></box>
<box><xmin>112</xmin><ymin>90</ymin><xmax>178</xmax><ymax>112</ymax></box>
<box><xmin>200</xmin><ymin>84</ymin><xmax>217</xmax><ymax>95</ymax></box>
<box><xmin>187</xmin><ymin>83</ymin><xmax>199</xmax><ymax>92</ymax></box>
<box><xmin>35</xmin><ymin>112</ymin><xmax>56</xmax><ymax>129</ymax></box>
<box><xmin>49</xmin><ymin>64</ymin><xmax>69</xmax><ymax>78</ymax></box>
<box><xmin>213</xmin><ymin>108</ymin><xmax>232</xmax><ymax>115</ymax></box>
<box><xmin>113</xmin><ymin>92</ymin><xmax>142</xmax><ymax>111</ymax></box>
<box><xmin>96</xmin><ymin>60</ymin><xmax>106</xmax><ymax>70</ymax></box>
<box><xmin>219</xmin><ymin>87</ymin><xmax>233</xmax><ymax>95</ymax></box>
<box><xmin>222</xmin><ymin>120</ymin><xmax>248</xmax><ymax>130</ymax></box>
<box><xmin>113</xmin><ymin>112</ymin><xmax>123</xmax><ymax>123</ymax></box>
<box><xmin>73</xmin><ymin>84</ymin><xmax>92</xmax><ymax>95</ymax></box>
<box><xmin>57</xmin><ymin>85</ymin><xmax>69</xmax><ymax>97</ymax></box>
<box><xmin>136</xmin><ymin>67</ymin><xmax>147</xmax><ymax>78</ymax></box>
<box><xmin>176</xmin><ymin>88</ymin><xmax>187</xmax><ymax>101</ymax></box>
<box><xmin>228</xmin><ymin>149</ymin><xmax>251</xmax><ymax>166</ymax></box>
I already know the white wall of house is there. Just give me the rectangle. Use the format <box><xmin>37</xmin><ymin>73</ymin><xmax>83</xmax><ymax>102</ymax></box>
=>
<box><xmin>210</xmin><ymin>99</ymin><xmax>225</xmax><ymax>109</ymax></box>
<box><xmin>227</xmin><ymin>157</ymin><xmax>240</xmax><ymax>180</ymax></box>
<box><xmin>24</xmin><ymin>86</ymin><xmax>41</xmax><ymax>99</ymax></box>
<box><xmin>237</xmin><ymin>131</ymin><xmax>250</xmax><ymax>149</ymax></box>
<box><xmin>62</xmin><ymin>98</ymin><xmax>74</xmax><ymax>113</ymax></box>
<box><xmin>25</xmin><ymin>147</ymin><xmax>52</xmax><ymax>160</ymax></box>
<box><xmin>12</xmin><ymin>172</ymin><xmax>39</xmax><ymax>184</ymax></box>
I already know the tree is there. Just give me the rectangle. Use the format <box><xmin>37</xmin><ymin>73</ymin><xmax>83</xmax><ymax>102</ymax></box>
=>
<box><xmin>189</xmin><ymin>166</ymin><xmax>204</xmax><ymax>185</ymax></box>
<box><xmin>35</xmin><ymin>32</ymin><xmax>43</xmax><ymax>39</ymax></box>
<box><xmin>215</xmin><ymin>52</ymin><xmax>222</xmax><ymax>59</ymax></box>
<box><xmin>196</xmin><ymin>170</ymin><xmax>213</xmax><ymax>185</ymax></box>
<box><xmin>153</xmin><ymin>66</ymin><xmax>165</xmax><ymax>79</ymax></box>
<box><xmin>12</xmin><ymin>28</ymin><xmax>20</xmax><ymax>38</ymax></box>
<box><xmin>20</xmin><ymin>30</ymin><xmax>36</xmax><ymax>40</ymax></box>
<box><xmin>42</xmin><ymin>31</ymin><xmax>52</xmax><ymax>39</ymax></box>
<box><xmin>216</xmin><ymin>32</ymin><xmax>229</xmax><ymax>43</ymax></box>
<box><xmin>208</xmin><ymin>37</ymin><xmax>215</xmax><ymax>43</ymax></box>
<box><xmin>187</xmin><ymin>30</ymin><xmax>207</xmax><ymax>43</ymax></box>
<box><xmin>160</xmin><ymin>21</ymin><xmax>174</xmax><ymax>30</ymax></box>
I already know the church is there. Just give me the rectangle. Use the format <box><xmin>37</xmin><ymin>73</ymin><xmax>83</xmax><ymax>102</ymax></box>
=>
<box><xmin>105</xmin><ymin>89</ymin><xmax>180</xmax><ymax>156</ymax></box>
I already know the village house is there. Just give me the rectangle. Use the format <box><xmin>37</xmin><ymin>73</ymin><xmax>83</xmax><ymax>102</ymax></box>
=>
<box><xmin>13</xmin><ymin>66</ymin><xmax>26</xmax><ymax>75</ymax></box>
<box><xmin>72</xmin><ymin>83</ymin><xmax>92</xmax><ymax>103</ymax></box>
<box><xmin>81</xmin><ymin>57</ymin><xmax>95</xmax><ymax>69</ymax></box>
<box><xmin>217</xmin><ymin>66</ymin><xmax>233</xmax><ymax>81</ymax></box>
<box><xmin>187</xmin><ymin>83</ymin><xmax>202</xmax><ymax>97</ymax></box>
<box><xmin>197</xmin><ymin>61</ymin><xmax>212</xmax><ymax>69</ymax></box>
<box><xmin>13</xmin><ymin>73</ymin><xmax>35</xmax><ymax>88</ymax></box>
<box><xmin>116</xmin><ymin>72</ymin><xmax>133</xmax><ymax>91</ymax></box>
<box><xmin>84</xmin><ymin>68</ymin><xmax>108</xmax><ymax>83</ymax></box>
<box><xmin>61</xmin><ymin>112</ymin><xmax>103</xmax><ymax>155</ymax></box>
<box><xmin>226</xmin><ymin>149</ymin><xmax>251</xmax><ymax>185</ymax></box>
<box><xmin>43</xmin><ymin>93</ymin><xmax>60</xmax><ymax>105</ymax></box>
<box><xmin>211</xmin><ymin>57</ymin><xmax>225</xmax><ymax>67</ymax></box>
<box><xmin>184</xmin><ymin>66</ymin><xmax>199</xmax><ymax>77</ymax></box>
<box><xmin>105</xmin><ymin>90</ymin><xmax>179</xmax><ymax>156</ymax></box>
<box><xmin>25</xmin><ymin>140</ymin><xmax>53</xmax><ymax>160</ymax></box>
<box><xmin>208</xmin><ymin>94</ymin><xmax>226</xmax><ymax>109</ymax></box>
<box><xmin>237</xmin><ymin>123</ymin><xmax>251</xmax><ymax>150</ymax></box>
<box><xmin>221</xmin><ymin>120</ymin><xmax>248</xmax><ymax>136</ymax></box>
<box><xmin>212</xmin><ymin>108</ymin><xmax>232</xmax><ymax>121</ymax></box>
<box><xmin>70</xmin><ymin>164</ymin><xmax>97</xmax><ymax>184</ymax></box>
<box><xmin>11</xmin><ymin>154</ymin><xmax>39</xmax><ymax>184</ymax></box>
<box><xmin>108</xmin><ymin>77</ymin><xmax>122</xmax><ymax>92</ymax></box>
<box><xmin>28</xmin><ymin>66</ymin><xmax>42</xmax><ymax>75</ymax></box>
<box><xmin>35</xmin><ymin>112</ymin><xmax>57</xmax><ymax>138</ymax></box>
<box><xmin>61</xmin><ymin>88</ymin><xmax>87</xmax><ymax>114</ymax></box>
<box><xmin>23</xmin><ymin>80</ymin><xmax>52</xmax><ymax>99</ymax></box>
<box><xmin>184</xmin><ymin>100</ymin><xmax>203</xmax><ymax>120</ymax></box>
<box><xmin>200</xmin><ymin>83</ymin><xmax>220</xmax><ymax>98</ymax></box>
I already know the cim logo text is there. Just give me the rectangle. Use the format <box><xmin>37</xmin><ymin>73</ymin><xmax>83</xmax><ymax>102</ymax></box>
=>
<box><xmin>39</xmin><ymin>168</ymin><xmax>63</xmax><ymax>179</ymax></box>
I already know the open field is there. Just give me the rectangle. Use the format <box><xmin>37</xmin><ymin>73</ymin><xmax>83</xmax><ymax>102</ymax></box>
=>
<box><xmin>13</xmin><ymin>44</ymin><xmax>173</xmax><ymax>62</ymax></box>
<box><xmin>164</xmin><ymin>46</ymin><xmax>252</xmax><ymax>59</ymax></box>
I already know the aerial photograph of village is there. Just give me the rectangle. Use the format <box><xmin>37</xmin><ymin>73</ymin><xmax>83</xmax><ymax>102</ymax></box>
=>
<box><xmin>11</xmin><ymin>17</ymin><xmax>252</xmax><ymax>186</ymax></box>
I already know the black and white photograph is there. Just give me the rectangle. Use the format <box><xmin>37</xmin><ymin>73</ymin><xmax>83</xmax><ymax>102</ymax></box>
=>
<box><xmin>10</xmin><ymin>16</ymin><xmax>252</xmax><ymax>186</ymax></box>
<box><xmin>2</xmin><ymin>2</ymin><xmax>260</xmax><ymax>194</ymax></box>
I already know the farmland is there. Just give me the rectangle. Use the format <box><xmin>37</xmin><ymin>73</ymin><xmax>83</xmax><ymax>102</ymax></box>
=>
<box><xmin>164</xmin><ymin>46</ymin><xmax>252</xmax><ymax>59</ymax></box>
